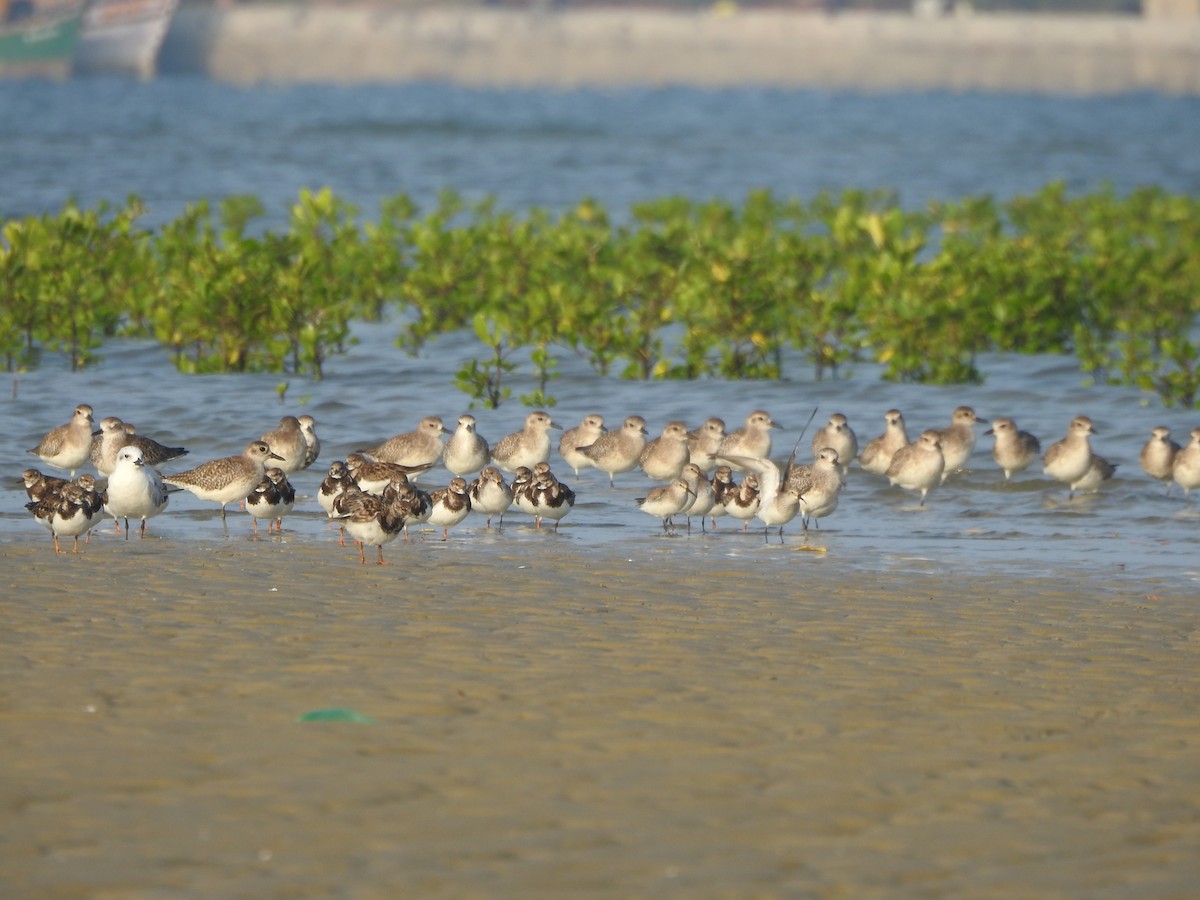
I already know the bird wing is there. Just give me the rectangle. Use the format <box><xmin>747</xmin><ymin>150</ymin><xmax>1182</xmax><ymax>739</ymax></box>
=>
<box><xmin>717</xmin><ymin>454</ymin><xmax>781</xmax><ymax>505</ymax></box>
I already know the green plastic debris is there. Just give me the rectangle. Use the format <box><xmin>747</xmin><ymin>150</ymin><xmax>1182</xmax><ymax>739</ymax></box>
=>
<box><xmin>297</xmin><ymin>708</ymin><xmax>375</xmax><ymax>724</ymax></box>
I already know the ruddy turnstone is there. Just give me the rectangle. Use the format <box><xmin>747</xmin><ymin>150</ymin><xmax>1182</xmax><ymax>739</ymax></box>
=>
<box><xmin>986</xmin><ymin>417</ymin><xmax>1041</xmax><ymax>480</ymax></box>
<box><xmin>105</xmin><ymin>445</ymin><xmax>170</xmax><ymax>539</ymax></box>
<box><xmin>335</xmin><ymin>484</ymin><xmax>406</xmax><ymax>564</ymax></box>
<box><xmin>709</xmin><ymin>464</ymin><xmax>738</xmax><ymax>529</ymax></box>
<box><xmin>27</xmin><ymin>483</ymin><xmax>102</xmax><ymax>554</ymax></box>
<box><xmin>859</xmin><ymin>409</ymin><xmax>909</xmax><ymax>476</ymax></box>
<box><xmin>162</xmin><ymin>440</ymin><xmax>283</xmax><ymax>521</ymax></box>
<box><xmin>1140</xmin><ymin>426</ymin><xmax>1180</xmax><ymax>490</ymax></box>
<box><xmin>344</xmin><ymin>453</ymin><xmax>433</xmax><ymax>495</ymax></box>
<box><xmin>687</xmin><ymin>417</ymin><xmax>726</xmax><ymax>471</ymax></box>
<box><xmin>28</xmin><ymin>404</ymin><xmax>98</xmax><ymax>478</ymax></box>
<box><xmin>361</xmin><ymin>415</ymin><xmax>449</xmax><ymax>470</ymax></box>
<box><xmin>22</xmin><ymin>468</ymin><xmax>69</xmax><ymax>504</ymax></box>
<box><xmin>638</xmin><ymin>420</ymin><xmax>691</xmax><ymax>482</ymax></box>
<box><xmin>246</xmin><ymin>467</ymin><xmax>296</xmax><ymax>535</ymax></box>
<box><xmin>427</xmin><ymin>476</ymin><xmax>473</xmax><ymax>540</ymax></box>
<box><xmin>576</xmin><ymin>415</ymin><xmax>648</xmax><ymax>487</ymax></box>
<box><xmin>722</xmin><ymin>473</ymin><xmax>761</xmax><ymax>532</ymax></box>
<box><xmin>1172</xmin><ymin>427</ymin><xmax>1200</xmax><ymax>500</ymax></box>
<box><xmin>886</xmin><ymin>430</ymin><xmax>945</xmax><ymax>506</ymax></box>
<box><xmin>1042</xmin><ymin>416</ymin><xmax>1097</xmax><ymax>498</ymax></box>
<box><xmin>468</xmin><ymin>465</ymin><xmax>514</xmax><ymax>529</ymax></box>
<box><xmin>443</xmin><ymin>414</ymin><xmax>491</xmax><ymax>476</ymax></box>
<box><xmin>718</xmin><ymin>410</ymin><xmax>781</xmax><ymax>468</ymax></box>
<box><xmin>811</xmin><ymin>414</ymin><xmax>857</xmax><ymax>476</ymax></box>
<box><xmin>559</xmin><ymin>414</ymin><xmax>606</xmax><ymax>476</ymax></box>
<box><xmin>525</xmin><ymin>468</ymin><xmax>575</xmax><ymax>532</ymax></box>
<box><xmin>491</xmin><ymin>411</ymin><xmax>560</xmax><ymax>473</ymax></box>
<box><xmin>934</xmin><ymin>406</ymin><xmax>988</xmax><ymax>482</ymax></box>
<box><xmin>635</xmin><ymin>478</ymin><xmax>695</xmax><ymax>533</ymax></box>
<box><xmin>259</xmin><ymin>416</ymin><xmax>309</xmax><ymax>474</ymax></box>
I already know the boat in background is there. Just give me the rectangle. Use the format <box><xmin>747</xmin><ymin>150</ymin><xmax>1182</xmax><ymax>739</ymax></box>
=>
<box><xmin>73</xmin><ymin>0</ymin><xmax>177</xmax><ymax>78</ymax></box>
<box><xmin>0</xmin><ymin>0</ymin><xmax>83</xmax><ymax>78</ymax></box>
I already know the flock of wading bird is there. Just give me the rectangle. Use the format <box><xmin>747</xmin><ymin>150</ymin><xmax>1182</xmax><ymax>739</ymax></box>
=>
<box><xmin>18</xmin><ymin>402</ymin><xmax>1200</xmax><ymax>563</ymax></box>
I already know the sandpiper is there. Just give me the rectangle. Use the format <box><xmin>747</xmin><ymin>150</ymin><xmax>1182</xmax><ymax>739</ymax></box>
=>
<box><xmin>1042</xmin><ymin>416</ymin><xmax>1097</xmax><ymax>498</ymax></box>
<box><xmin>679</xmin><ymin>462</ymin><xmax>716</xmax><ymax>532</ymax></box>
<box><xmin>788</xmin><ymin>447</ymin><xmax>844</xmax><ymax>533</ymax></box>
<box><xmin>105</xmin><ymin>445</ymin><xmax>170</xmax><ymax>539</ymax></box>
<box><xmin>934</xmin><ymin>406</ymin><xmax>988</xmax><ymax>482</ymax></box>
<box><xmin>162</xmin><ymin>440</ymin><xmax>284</xmax><ymax>522</ymax></box>
<box><xmin>443</xmin><ymin>414</ymin><xmax>491</xmax><ymax>476</ymax></box>
<box><xmin>1139</xmin><ymin>426</ymin><xmax>1180</xmax><ymax>491</ymax></box>
<box><xmin>246</xmin><ymin>467</ymin><xmax>296</xmax><ymax>535</ymax></box>
<box><xmin>718</xmin><ymin>410</ymin><xmax>781</xmax><ymax>468</ymax></box>
<box><xmin>859</xmin><ymin>409</ymin><xmax>909</xmax><ymax>476</ymax></box>
<box><xmin>491</xmin><ymin>411</ymin><xmax>560</xmax><ymax>474</ymax></box>
<box><xmin>639</xmin><ymin>420</ymin><xmax>691</xmax><ymax>482</ymax></box>
<box><xmin>986</xmin><ymin>417</ymin><xmax>1042</xmax><ymax>480</ymax></box>
<box><xmin>28</xmin><ymin>404</ymin><xmax>98</xmax><ymax>478</ymax></box>
<box><xmin>811</xmin><ymin>414</ymin><xmax>857</xmax><ymax>477</ymax></box>
<box><xmin>576</xmin><ymin>415</ymin><xmax>648</xmax><ymax>487</ymax></box>
<box><xmin>559</xmin><ymin>414</ymin><xmax>606</xmax><ymax>476</ymax></box>
<box><xmin>635</xmin><ymin>478</ymin><xmax>695</xmax><ymax>533</ymax></box>
<box><xmin>886</xmin><ymin>430</ymin><xmax>945</xmax><ymax>506</ymax></box>
<box><xmin>468</xmin><ymin>466</ymin><xmax>514</xmax><ymax>529</ymax></box>
<box><xmin>427</xmin><ymin>477</ymin><xmax>473</xmax><ymax>540</ymax></box>
<box><xmin>686</xmin><ymin>417</ymin><xmax>726</xmax><ymax>471</ymax></box>
<box><xmin>259</xmin><ymin>416</ymin><xmax>309</xmax><ymax>473</ymax></box>
<box><xmin>362</xmin><ymin>415</ymin><xmax>449</xmax><ymax>470</ymax></box>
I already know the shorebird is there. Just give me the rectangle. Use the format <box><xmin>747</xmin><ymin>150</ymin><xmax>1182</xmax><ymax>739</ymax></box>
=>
<box><xmin>986</xmin><ymin>417</ymin><xmax>1041</xmax><ymax>480</ymax></box>
<box><xmin>708</xmin><ymin>464</ymin><xmax>738</xmax><ymax>529</ymax></box>
<box><xmin>298</xmin><ymin>415</ymin><xmax>321</xmax><ymax>470</ymax></box>
<box><xmin>721</xmin><ymin>444</ymin><xmax>807</xmax><ymax>542</ymax></box>
<box><xmin>162</xmin><ymin>440</ymin><xmax>283</xmax><ymax>522</ymax></box>
<box><xmin>811</xmin><ymin>413</ymin><xmax>857</xmax><ymax>477</ymax></box>
<box><xmin>1139</xmin><ymin>426</ymin><xmax>1180</xmax><ymax>492</ymax></box>
<box><xmin>787</xmin><ymin>447</ymin><xmax>844</xmax><ymax>533</ymax></box>
<box><xmin>686</xmin><ymin>416</ymin><xmax>726</xmax><ymax>471</ymax></box>
<box><xmin>678</xmin><ymin>462</ymin><xmax>716</xmax><ymax>532</ymax></box>
<box><xmin>468</xmin><ymin>465</ymin><xmax>514</xmax><ymax>529</ymax></box>
<box><xmin>27</xmin><ymin>483</ymin><xmax>103</xmax><ymax>554</ymax></box>
<box><xmin>259</xmin><ymin>415</ymin><xmax>309</xmax><ymax>473</ymax></box>
<box><xmin>1172</xmin><ymin>427</ymin><xmax>1200</xmax><ymax>501</ymax></box>
<box><xmin>27</xmin><ymin>404</ymin><xmax>98</xmax><ymax>478</ymax></box>
<box><xmin>105</xmin><ymin>445</ymin><xmax>170</xmax><ymax>539</ymax></box>
<box><xmin>635</xmin><ymin>478</ymin><xmax>696</xmax><ymax>534</ymax></box>
<box><xmin>317</xmin><ymin>460</ymin><xmax>356</xmax><ymax>523</ymax></box>
<box><xmin>246</xmin><ymin>467</ymin><xmax>296</xmax><ymax>535</ymax></box>
<box><xmin>524</xmin><ymin>468</ymin><xmax>575</xmax><ymax>532</ymax></box>
<box><xmin>576</xmin><ymin>414</ymin><xmax>649</xmax><ymax>487</ymax></box>
<box><xmin>443</xmin><ymin>414</ymin><xmax>491</xmax><ymax>477</ymax></box>
<box><xmin>885</xmin><ymin>430</ymin><xmax>945</xmax><ymax>506</ymax></box>
<box><xmin>92</xmin><ymin>416</ymin><xmax>188</xmax><ymax>477</ymax></box>
<box><xmin>22</xmin><ymin>468</ymin><xmax>69</xmax><ymax>504</ymax></box>
<box><xmin>491</xmin><ymin>410</ymin><xmax>560</xmax><ymax>474</ymax></box>
<box><xmin>638</xmin><ymin>420</ymin><xmax>691</xmax><ymax>482</ymax></box>
<box><xmin>859</xmin><ymin>409</ymin><xmax>909</xmax><ymax>476</ymax></box>
<box><xmin>344</xmin><ymin>453</ymin><xmax>434</xmax><ymax>495</ymax></box>
<box><xmin>334</xmin><ymin>479</ymin><xmax>408</xmax><ymax>564</ymax></box>
<box><xmin>361</xmin><ymin>415</ymin><xmax>448</xmax><ymax>470</ymax></box>
<box><xmin>558</xmin><ymin>414</ymin><xmax>606</xmax><ymax>476</ymax></box>
<box><xmin>934</xmin><ymin>406</ymin><xmax>988</xmax><ymax>482</ymax></box>
<box><xmin>1042</xmin><ymin>416</ymin><xmax>1097</xmax><ymax>498</ymax></box>
<box><xmin>718</xmin><ymin>410</ymin><xmax>781</xmax><ymax>469</ymax></box>
<box><xmin>427</xmin><ymin>476</ymin><xmax>473</xmax><ymax>540</ymax></box>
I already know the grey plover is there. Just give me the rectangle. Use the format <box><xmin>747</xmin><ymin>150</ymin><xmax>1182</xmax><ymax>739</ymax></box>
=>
<box><xmin>1172</xmin><ymin>427</ymin><xmax>1200</xmax><ymax>500</ymax></box>
<box><xmin>811</xmin><ymin>414</ymin><xmax>857</xmax><ymax>476</ymax></box>
<box><xmin>718</xmin><ymin>410</ymin><xmax>780</xmax><ymax>468</ymax></box>
<box><xmin>859</xmin><ymin>409</ymin><xmax>909</xmax><ymax>476</ymax></box>
<box><xmin>639</xmin><ymin>420</ymin><xmax>691</xmax><ymax>482</ymax></box>
<box><xmin>362</xmin><ymin>416</ymin><xmax>449</xmax><ymax>470</ymax></box>
<box><xmin>886</xmin><ymin>430</ymin><xmax>945</xmax><ymax>506</ymax></box>
<box><xmin>687</xmin><ymin>417</ymin><xmax>726</xmax><ymax>470</ymax></box>
<box><xmin>28</xmin><ymin>404</ymin><xmax>97</xmax><ymax>478</ymax></box>
<box><xmin>1139</xmin><ymin>426</ymin><xmax>1180</xmax><ymax>490</ymax></box>
<box><xmin>1042</xmin><ymin>416</ymin><xmax>1097</xmax><ymax>497</ymax></box>
<box><xmin>787</xmin><ymin>447</ymin><xmax>844</xmax><ymax>533</ymax></box>
<box><xmin>298</xmin><ymin>415</ymin><xmax>321</xmax><ymax>469</ymax></box>
<box><xmin>986</xmin><ymin>417</ymin><xmax>1041</xmax><ymax>480</ymax></box>
<box><xmin>259</xmin><ymin>416</ymin><xmax>308</xmax><ymax>473</ymax></box>
<box><xmin>93</xmin><ymin>416</ymin><xmax>188</xmax><ymax>477</ymax></box>
<box><xmin>576</xmin><ymin>415</ymin><xmax>648</xmax><ymax>487</ymax></box>
<box><xmin>162</xmin><ymin>440</ymin><xmax>283</xmax><ymax>521</ymax></box>
<box><xmin>491</xmin><ymin>411</ymin><xmax>560</xmax><ymax>474</ymax></box>
<box><xmin>934</xmin><ymin>406</ymin><xmax>988</xmax><ymax>482</ymax></box>
<box><xmin>558</xmin><ymin>414</ymin><xmax>606</xmax><ymax>476</ymax></box>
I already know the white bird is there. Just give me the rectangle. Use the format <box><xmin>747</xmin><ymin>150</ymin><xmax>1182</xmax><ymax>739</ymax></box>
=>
<box><xmin>105</xmin><ymin>445</ymin><xmax>170</xmax><ymax>539</ymax></box>
<box><xmin>443</xmin><ymin>414</ymin><xmax>491</xmax><ymax>476</ymax></box>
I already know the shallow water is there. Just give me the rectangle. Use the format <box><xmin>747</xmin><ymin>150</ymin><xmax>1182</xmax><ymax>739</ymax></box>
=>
<box><xmin>4</xmin><ymin>80</ymin><xmax>1200</xmax><ymax>895</ymax></box>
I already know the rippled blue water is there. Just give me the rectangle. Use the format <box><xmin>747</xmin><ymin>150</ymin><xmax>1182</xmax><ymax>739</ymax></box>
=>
<box><xmin>2</xmin><ymin>79</ymin><xmax>1198</xmax><ymax>584</ymax></box>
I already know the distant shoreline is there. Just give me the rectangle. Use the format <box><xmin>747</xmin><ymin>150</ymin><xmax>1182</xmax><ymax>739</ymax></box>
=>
<box><xmin>159</xmin><ymin>6</ymin><xmax>1200</xmax><ymax>95</ymax></box>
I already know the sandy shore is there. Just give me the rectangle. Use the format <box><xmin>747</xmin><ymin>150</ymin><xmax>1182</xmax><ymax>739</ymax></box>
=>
<box><xmin>159</xmin><ymin>6</ymin><xmax>1200</xmax><ymax>94</ymax></box>
<box><xmin>3</xmin><ymin>536</ymin><xmax>1198</xmax><ymax>895</ymax></box>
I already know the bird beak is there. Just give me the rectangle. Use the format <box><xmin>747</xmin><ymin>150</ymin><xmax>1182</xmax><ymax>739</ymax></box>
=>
<box><xmin>270</xmin><ymin>452</ymin><xmax>285</xmax><ymax>460</ymax></box>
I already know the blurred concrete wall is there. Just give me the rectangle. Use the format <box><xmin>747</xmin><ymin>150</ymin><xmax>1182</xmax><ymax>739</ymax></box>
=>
<box><xmin>159</xmin><ymin>6</ymin><xmax>1200</xmax><ymax>95</ymax></box>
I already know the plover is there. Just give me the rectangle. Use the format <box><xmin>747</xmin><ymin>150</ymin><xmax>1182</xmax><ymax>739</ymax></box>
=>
<box><xmin>686</xmin><ymin>417</ymin><xmax>726</xmax><ymax>471</ymax></box>
<box><xmin>886</xmin><ymin>430</ymin><xmax>945</xmax><ymax>506</ymax></box>
<box><xmin>491</xmin><ymin>411</ymin><xmax>560</xmax><ymax>474</ymax></box>
<box><xmin>558</xmin><ymin>414</ymin><xmax>606</xmax><ymax>476</ymax></box>
<box><xmin>1172</xmin><ymin>427</ymin><xmax>1200</xmax><ymax>500</ymax></box>
<box><xmin>718</xmin><ymin>410</ymin><xmax>781</xmax><ymax>468</ymax></box>
<box><xmin>635</xmin><ymin>478</ymin><xmax>695</xmax><ymax>533</ymax></box>
<box><xmin>576</xmin><ymin>415</ymin><xmax>648</xmax><ymax>487</ymax></box>
<box><xmin>934</xmin><ymin>406</ymin><xmax>988</xmax><ymax>482</ymax></box>
<box><xmin>92</xmin><ymin>416</ymin><xmax>188</xmax><ymax>477</ymax></box>
<box><xmin>246</xmin><ymin>467</ymin><xmax>296</xmax><ymax>535</ymax></box>
<box><xmin>162</xmin><ymin>440</ymin><xmax>283</xmax><ymax>521</ymax></box>
<box><xmin>811</xmin><ymin>414</ymin><xmax>857</xmax><ymax>476</ymax></box>
<box><xmin>298</xmin><ymin>415</ymin><xmax>321</xmax><ymax>470</ymax></box>
<box><xmin>1072</xmin><ymin>455</ymin><xmax>1118</xmax><ymax>494</ymax></box>
<box><xmin>362</xmin><ymin>416</ymin><xmax>449</xmax><ymax>470</ymax></box>
<box><xmin>259</xmin><ymin>416</ymin><xmax>309</xmax><ymax>473</ymax></box>
<box><xmin>859</xmin><ymin>409</ymin><xmax>909</xmax><ymax>476</ymax></box>
<box><xmin>105</xmin><ymin>445</ymin><xmax>170</xmax><ymax>539</ymax></box>
<box><xmin>443</xmin><ymin>414</ymin><xmax>491</xmax><ymax>476</ymax></box>
<box><xmin>28</xmin><ymin>404</ymin><xmax>98</xmax><ymax>478</ymax></box>
<box><xmin>427</xmin><ymin>477</ymin><xmax>473</xmax><ymax>540</ymax></box>
<box><xmin>638</xmin><ymin>420</ymin><xmax>691</xmax><ymax>482</ymax></box>
<box><xmin>1042</xmin><ymin>416</ymin><xmax>1097</xmax><ymax>498</ymax></box>
<box><xmin>1139</xmin><ymin>426</ymin><xmax>1180</xmax><ymax>490</ymax></box>
<box><xmin>986</xmin><ymin>417</ymin><xmax>1041</xmax><ymax>480</ymax></box>
<box><xmin>468</xmin><ymin>466</ymin><xmax>514</xmax><ymax>529</ymax></box>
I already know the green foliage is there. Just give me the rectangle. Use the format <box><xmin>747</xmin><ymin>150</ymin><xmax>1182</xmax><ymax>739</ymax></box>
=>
<box><xmin>3</xmin><ymin>185</ymin><xmax>1199</xmax><ymax>408</ymax></box>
